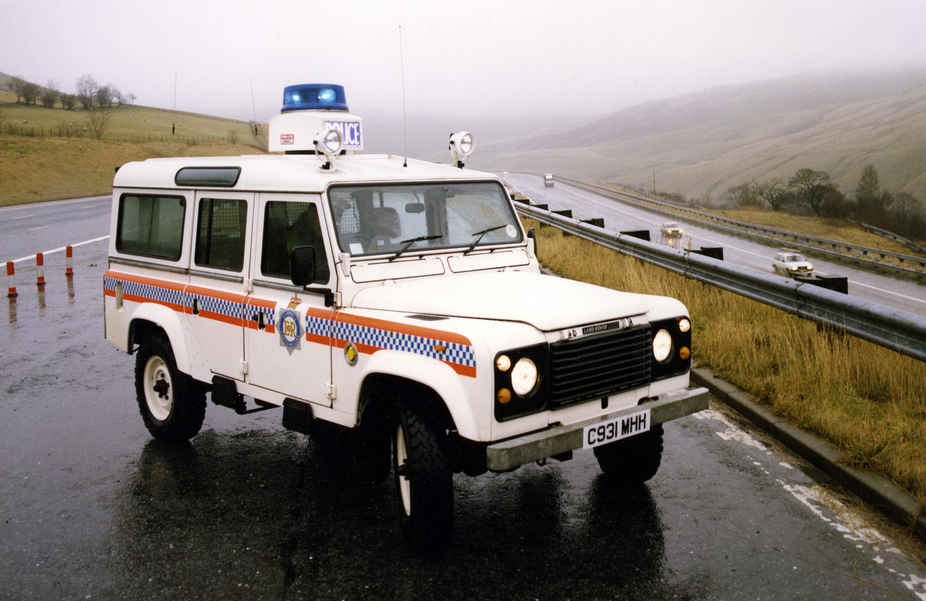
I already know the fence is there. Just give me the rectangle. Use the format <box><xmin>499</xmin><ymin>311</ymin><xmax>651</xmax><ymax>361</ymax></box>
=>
<box><xmin>2</xmin><ymin>124</ymin><xmax>232</xmax><ymax>144</ymax></box>
<box><xmin>515</xmin><ymin>201</ymin><xmax>926</xmax><ymax>364</ymax></box>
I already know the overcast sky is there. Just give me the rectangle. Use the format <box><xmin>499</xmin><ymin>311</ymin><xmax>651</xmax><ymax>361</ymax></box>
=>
<box><xmin>4</xmin><ymin>0</ymin><xmax>926</xmax><ymax>147</ymax></box>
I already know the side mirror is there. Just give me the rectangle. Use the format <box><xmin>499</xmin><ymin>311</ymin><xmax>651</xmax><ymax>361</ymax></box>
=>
<box><xmin>527</xmin><ymin>227</ymin><xmax>538</xmax><ymax>258</ymax></box>
<box><xmin>290</xmin><ymin>246</ymin><xmax>317</xmax><ymax>287</ymax></box>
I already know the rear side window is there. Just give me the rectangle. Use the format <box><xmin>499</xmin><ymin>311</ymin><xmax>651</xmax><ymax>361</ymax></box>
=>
<box><xmin>194</xmin><ymin>198</ymin><xmax>248</xmax><ymax>272</ymax></box>
<box><xmin>116</xmin><ymin>194</ymin><xmax>186</xmax><ymax>260</ymax></box>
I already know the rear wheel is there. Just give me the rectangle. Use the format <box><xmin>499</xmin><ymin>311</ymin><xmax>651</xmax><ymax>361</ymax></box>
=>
<box><xmin>594</xmin><ymin>424</ymin><xmax>664</xmax><ymax>483</ymax></box>
<box><xmin>393</xmin><ymin>406</ymin><xmax>453</xmax><ymax>549</ymax></box>
<box><xmin>135</xmin><ymin>337</ymin><xmax>206</xmax><ymax>443</ymax></box>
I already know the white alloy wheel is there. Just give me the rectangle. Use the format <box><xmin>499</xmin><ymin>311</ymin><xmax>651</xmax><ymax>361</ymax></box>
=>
<box><xmin>143</xmin><ymin>354</ymin><xmax>173</xmax><ymax>421</ymax></box>
<box><xmin>396</xmin><ymin>424</ymin><xmax>412</xmax><ymax>516</ymax></box>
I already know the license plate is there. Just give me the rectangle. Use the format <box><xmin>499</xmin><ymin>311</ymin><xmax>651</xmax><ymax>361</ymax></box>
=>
<box><xmin>583</xmin><ymin>408</ymin><xmax>651</xmax><ymax>449</ymax></box>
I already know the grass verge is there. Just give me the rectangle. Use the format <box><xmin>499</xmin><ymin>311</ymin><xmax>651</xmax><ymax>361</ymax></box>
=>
<box><xmin>527</xmin><ymin>218</ymin><xmax>926</xmax><ymax>507</ymax></box>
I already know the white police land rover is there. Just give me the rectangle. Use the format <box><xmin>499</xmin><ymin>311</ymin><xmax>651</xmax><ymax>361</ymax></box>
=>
<box><xmin>104</xmin><ymin>84</ymin><xmax>708</xmax><ymax>548</ymax></box>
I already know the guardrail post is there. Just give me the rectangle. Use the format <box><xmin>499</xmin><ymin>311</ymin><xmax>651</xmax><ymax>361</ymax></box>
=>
<box><xmin>6</xmin><ymin>261</ymin><xmax>17</xmax><ymax>297</ymax></box>
<box><xmin>692</xmin><ymin>247</ymin><xmax>724</xmax><ymax>260</ymax></box>
<box><xmin>621</xmin><ymin>230</ymin><xmax>651</xmax><ymax>242</ymax></box>
<box><xmin>36</xmin><ymin>253</ymin><xmax>45</xmax><ymax>287</ymax></box>
<box><xmin>66</xmin><ymin>246</ymin><xmax>74</xmax><ymax>277</ymax></box>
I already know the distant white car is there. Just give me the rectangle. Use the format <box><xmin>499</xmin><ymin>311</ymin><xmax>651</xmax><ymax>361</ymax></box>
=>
<box><xmin>543</xmin><ymin>173</ymin><xmax>554</xmax><ymax>187</ymax></box>
<box><xmin>660</xmin><ymin>222</ymin><xmax>683</xmax><ymax>238</ymax></box>
<box><xmin>772</xmin><ymin>251</ymin><xmax>814</xmax><ymax>277</ymax></box>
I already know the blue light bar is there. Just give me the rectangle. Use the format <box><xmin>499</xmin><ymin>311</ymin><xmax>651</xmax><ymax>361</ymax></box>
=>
<box><xmin>281</xmin><ymin>84</ymin><xmax>348</xmax><ymax>112</ymax></box>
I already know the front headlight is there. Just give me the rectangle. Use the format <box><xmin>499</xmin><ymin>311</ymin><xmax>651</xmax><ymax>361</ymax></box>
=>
<box><xmin>650</xmin><ymin>317</ymin><xmax>692</xmax><ymax>381</ymax></box>
<box><xmin>495</xmin><ymin>344</ymin><xmax>548</xmax><ymax>421</ymax></box>
<box><xmin>511</xmin><ymin>357</ymin><xmax>538</xmax><ymax>396</ymax></box>
<box><xmin>653</xmin><ymin>329</ymin><xmax>673</xmax><ymax>363</ymax></box>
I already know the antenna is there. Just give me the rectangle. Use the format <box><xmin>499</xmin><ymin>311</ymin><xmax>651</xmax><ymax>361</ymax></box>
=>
<box><xmin>250</xmin><ymin>78</ymin><xmax>258</xmax><ymax>139</ymax></box>
<box><xmin>171</xmin><ymin>73</ymin><xmax>178</xmax><ymax>157</ymax></box>
<box><xmin>399</xmin><ymin>25</ymin><xmax>408</xmax><ymax>168</ymax></box>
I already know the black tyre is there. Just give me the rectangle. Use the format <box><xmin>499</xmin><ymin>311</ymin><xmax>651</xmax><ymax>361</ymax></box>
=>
<box><xmin>135</xmin><ymin>337</ymin><xmax>206</xmax><ymax>443</ymax></box>
<box><xmin>593</xmin><ymin>424</ymin><xmax>664</xmax><ymax>483</ymax></box>
<box><xmin>393</xmin><ymin>407</ymin><xmax>453</xmax><ymax>549</ymax></box>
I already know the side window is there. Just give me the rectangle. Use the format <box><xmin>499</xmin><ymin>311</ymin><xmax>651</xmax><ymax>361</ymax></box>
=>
<box><xmin>116</xmin><ymin>194</ymin><xmax>186</xmax><ymax>260</ymax></box>
<box><xmin>194</xmin><ymin>198</ymin><xmax>248</xmax><ymax>272</ymax></box>
<box><xmin>261</xmin><ymin>202</ymin><xmax>330</xmax><ymax>285</ymax></box>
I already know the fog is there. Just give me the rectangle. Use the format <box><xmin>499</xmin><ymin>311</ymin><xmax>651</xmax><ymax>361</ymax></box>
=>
<box><xmin>4</xmin><ymin>0</ymin><xmax>926</xmax><ymax>155</ymax></box>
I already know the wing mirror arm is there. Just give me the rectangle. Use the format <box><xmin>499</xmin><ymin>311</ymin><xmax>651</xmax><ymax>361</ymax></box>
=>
<box><xmin>290</xmin><ymin>246</ymin><xmax>335</xmax><ymax>307</ymax></box>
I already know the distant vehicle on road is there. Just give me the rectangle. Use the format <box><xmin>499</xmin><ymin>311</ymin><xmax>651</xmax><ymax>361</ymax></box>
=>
<box><xmin>772</xmin><ymin>250</ymin><xmax>814</xmax><ymax>277</ymax></box>
<box><xmin>543</xmin><ymin>173</ymin><xmax>554</xmax><ymax>187</ymax></box>
<box><xmin>660</xmin><ymin>222</ymin><xmax>683</xmax><ymax>238</ymax></box>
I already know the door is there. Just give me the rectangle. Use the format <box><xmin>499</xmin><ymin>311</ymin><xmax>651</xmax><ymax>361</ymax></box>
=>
<box><xmin>185</xmin><ymin>191</ymin><xmax>254</xmax><ymax>380</ymax></box>
<box><xmin>244</xmin><ymin>195</ymin><xmax>335</xmax><ymax>406</ymax></box>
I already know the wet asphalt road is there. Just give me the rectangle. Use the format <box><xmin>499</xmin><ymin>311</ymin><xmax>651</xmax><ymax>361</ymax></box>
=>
<box><xmin>2</xmin><ymin>202</ymin><xmax>926</xmax><ymax>600</ymax></box>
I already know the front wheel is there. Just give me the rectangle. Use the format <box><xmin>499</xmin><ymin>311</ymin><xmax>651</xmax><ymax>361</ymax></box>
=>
<box><xmin>394</xmin><ymin>407</ymin><xmax>453</xmax><ymax>549</ymax></box>
<box><xmin>135</xmin><ymin>337</ymin><xmax>206</xmax><ymax>443</ymax></box>
<box><xmin>594</xmin><ymin>424</ymin><xmax>664</xmax><ymax>483</ymax></box>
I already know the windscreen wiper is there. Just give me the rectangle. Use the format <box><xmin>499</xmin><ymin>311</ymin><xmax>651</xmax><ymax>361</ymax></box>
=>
<box><xmin>390</xmin><ymin>235</ymin><xmax>444</xmax><ymax>261</ymax></box>
<box><xmin>465</xmin><ymin>225</ymin><xmax>508</xmax><ymax>255</ymax></box>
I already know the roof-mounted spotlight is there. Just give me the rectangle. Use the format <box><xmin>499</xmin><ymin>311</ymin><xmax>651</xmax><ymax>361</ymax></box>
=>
<box><xmin>449</xmin><ymin>131</ymin><xmax>475</xmax><ymax>168</ymax></box>
<box><xmin>314</xmin><ymin>128</ymin><xmax>343</xmax><ymax>170</ymax></box>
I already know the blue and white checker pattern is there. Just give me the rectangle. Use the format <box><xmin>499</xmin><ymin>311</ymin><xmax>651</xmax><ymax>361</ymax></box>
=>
<box><xmin>191</xmin><ymin>293</ymin><xmax>242</xmax><ymax>319</ymax></box>
<box><xmin>333</xmin><ymin>320</ymin><xmax>476</xmax><ymax>369</ymax></box>
<box><xmin>305</xmin><ymin>313</ymin><xmax>332</xmax><ymax>339</ymax></box>
<box><xmin>105</xmin><ymin>276</ymin><xmax>184</xmax><ymax>307</ymax></box>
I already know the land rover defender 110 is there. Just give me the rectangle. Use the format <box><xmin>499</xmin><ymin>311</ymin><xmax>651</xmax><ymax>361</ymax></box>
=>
<box><xmin>104</xmin><ymin>84</ymin><xmax>708</xmax><ymax>548</ymax></box>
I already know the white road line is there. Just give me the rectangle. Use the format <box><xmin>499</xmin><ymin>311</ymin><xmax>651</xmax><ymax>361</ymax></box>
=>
<box><xmin>9</xmin><ymin>236</ymin><xmax>109</xmax><ymax>264</ymax></box>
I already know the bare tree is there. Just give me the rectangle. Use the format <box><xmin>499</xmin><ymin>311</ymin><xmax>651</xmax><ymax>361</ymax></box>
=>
<box><xmin>76</xmin><ymin>75</ymin><xmax>98</xmax><ymax>110</ymax></box>
<box><xmin>8</xmin><ymin>76</ymin><xmax>27</xmax><ymax>103</ymax></box>
<box><xmin>85</xmin><ymin>109</ymin><xmax>113</xmax><ymax>140</ymax></box>
<box><xmin>124</xmin><ymin>92</ymin><xmax>137</xmax><ymax>106</ymax></box>
<box><xmin>41</xmin><ymin>80</ymin><xmax>60</xmax><ymax>108</ymax></box>
<box><xmin>755</xmin><ymin>178</ymin><xmax>791</xmax><ymax>211</ymax></box>
<box><xmin>95</xmin><ymin>85</ymin><xmax>115</xmax><ymax>109</ymax></box>
<box><xmin>725</xmin><ymin>183</ymin><xmax>760</xmax><ymax>208</ymax></box>
<box><xmin>788</xmin><ymin>168</ymin><xmax>834</xmax><ymax>216</ymax></box>
<box><xmin>22</xmin><ymin>81</ymin><xmax>41</xmax><ymax>105</ymax></box>
<box><xmin>60</xmin><ymin>93</ymin><xmax>77</xmax><ymax>110</ymax></box>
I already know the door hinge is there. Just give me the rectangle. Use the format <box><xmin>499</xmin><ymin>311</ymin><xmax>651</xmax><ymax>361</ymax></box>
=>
<box><xmin>240</xmin><ymin>360</ymin><xmax>249</xmax><ymax>375</ymax></box>
<box><xmin>326</xmin><ymin>383</ymin><xmax>337</xmax><ymax>400</ymax></box>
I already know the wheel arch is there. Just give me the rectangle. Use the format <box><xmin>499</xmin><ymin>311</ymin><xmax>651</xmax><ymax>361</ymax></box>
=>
<box><xmin>129</xmin><ymin>304</ymin><xmax>192</xmax><ymax>375</ymax></box>
<box><xmin>356</xmin><ymin>351</ymin><xmax>480</xmax><ymax>441</ymax></box>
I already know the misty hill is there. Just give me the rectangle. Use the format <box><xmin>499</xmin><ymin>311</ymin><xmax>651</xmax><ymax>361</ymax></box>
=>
<box><xmin>472</xmin><ymin>69</ymin><xmax>926</xmax><ymax>203</ymax></box>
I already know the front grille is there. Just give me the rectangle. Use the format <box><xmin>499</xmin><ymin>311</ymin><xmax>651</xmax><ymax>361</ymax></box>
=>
<box><xmin>548</xmin><ymin>325</ymin><xmax>651</xmax><ymax>407</ymax></box>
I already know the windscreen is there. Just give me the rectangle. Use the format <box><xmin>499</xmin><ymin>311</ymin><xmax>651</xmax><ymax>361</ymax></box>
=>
<box><xmin>327</xmin><ymin>181</ymin><xmax>522</xmax><ymax>257</ymax></box>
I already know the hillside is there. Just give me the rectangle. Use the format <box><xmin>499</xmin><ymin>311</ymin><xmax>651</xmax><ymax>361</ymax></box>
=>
<box><xmin>471</xmin><ymin>69</ymin><xmax>926</xmax><ymax>203</ymax></box>
<box><xmin>0</xmin><ymin>72</ymin><xmax>266</xmax><ymax>206</ymax></box>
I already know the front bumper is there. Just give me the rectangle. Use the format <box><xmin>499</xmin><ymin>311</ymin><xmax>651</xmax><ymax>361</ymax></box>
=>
<box><xmin>485</xmin><ymin>387</ymin><xmax>709</xmax><ymax>471</ymax></box>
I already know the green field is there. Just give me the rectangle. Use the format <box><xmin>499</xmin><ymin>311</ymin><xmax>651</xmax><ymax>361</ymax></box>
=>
<box><xmin>0</xmin><ymin>93</ymin><xmax>266</xmax><ymax>207</ymax></box>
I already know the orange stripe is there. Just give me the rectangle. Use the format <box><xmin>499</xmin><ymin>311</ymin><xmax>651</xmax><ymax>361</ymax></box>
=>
<box><xmin>336</xmin><ymin>312</ymin><xmax>472</xmax><ymax>347</ymax></box>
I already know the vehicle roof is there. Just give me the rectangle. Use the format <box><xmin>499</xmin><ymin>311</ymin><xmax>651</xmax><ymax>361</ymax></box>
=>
<box><xmin>112</xmin><ymin>153</ymin><xmax>498</xmax><ymax>192</ymax></box>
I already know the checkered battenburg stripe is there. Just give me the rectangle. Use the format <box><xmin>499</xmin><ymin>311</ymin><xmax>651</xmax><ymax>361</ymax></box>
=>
<box><xmin>105</xmin><ymin>275</ymin><xmax>476</xmax><ymax>373</ymax></box>
<box><xmin>334</xmin><ymin>321</ymin><xmax>475</xmax><ymax>368</ymax></box>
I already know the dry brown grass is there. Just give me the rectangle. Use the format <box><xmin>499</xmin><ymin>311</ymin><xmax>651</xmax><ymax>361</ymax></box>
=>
<box><xmin>528</xmin><ymin>219</ymin><xmax>926</xmax><ymax>505</ymax></box>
